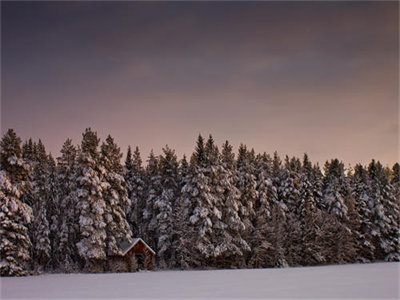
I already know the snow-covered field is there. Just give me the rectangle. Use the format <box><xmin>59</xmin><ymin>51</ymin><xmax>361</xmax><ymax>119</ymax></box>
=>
<box><xmin>1</xmin><ymin>262</ymin><xmax>399</xmax><ymax>299</ymax></box>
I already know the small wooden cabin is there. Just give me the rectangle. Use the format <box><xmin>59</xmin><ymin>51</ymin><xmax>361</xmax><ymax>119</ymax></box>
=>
<box><xmin>107</xmin><ymin>238</ymin><xmax>155</xmax><ymax>272</ymax></box>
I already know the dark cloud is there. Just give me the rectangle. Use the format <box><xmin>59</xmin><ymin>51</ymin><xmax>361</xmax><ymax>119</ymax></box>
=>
<box><xmin>1</xmin><ymin>1</ymin><xmax>398</xmax><ymax>165</ymax></box>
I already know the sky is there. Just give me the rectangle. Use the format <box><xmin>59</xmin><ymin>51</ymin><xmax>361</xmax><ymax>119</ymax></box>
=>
<box><xmin>1</xmin><ymin>1</ymin><xmax>398</xmax><ymax>167</ymax></box>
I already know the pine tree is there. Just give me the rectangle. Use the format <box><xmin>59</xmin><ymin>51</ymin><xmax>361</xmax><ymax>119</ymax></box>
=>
<box><xmin>321</xmin><ymin>159</ymin><xmax>356</xmax><ymax>263</ymax></box>
<box><xmin>249</xmin><ymin>153</ymin><xmax>274</xmax><ymax>267</ymax></box>
<box><xmin>312</xmin><ymin>163</ymin><xmax>324</xmax><ymax>210</ymax></box>
<box><xmin>254</xmin><ymin>153</ymin><xmax>273</xmax><ymax>221</ymax></box>
<box><xmin>271</xmin><ymin>151</ymin><xmax>287</xmax><ymax>213</ymax></box>
<box><xmin>297</xmin><ymin>154</ymin><xmax>326</xmax><ymax>266</ymax></box>
<box><xmin>298</xmin><ymin>154</ymin><xmax>317</xmax><ymax>218</ymax></box>
<box><xmin>174</xmin><ymin>155</ymin><xmax>190</xmax><ymax>269</ymax></box>
<box><xmin>248</xmin><ymin>151</ymin><xmax>289</xmax><ymax>267</ymax></box>
<box><xmin>203</xmin><ymin>135</ymin><xmax>227</xmax><ymax>265</ymax></box>
<box><xmin>75</xmin><ymin>128</ymin><xmax>107</xmax><ymax>272</ymax></box>
<box><xmin>381</xmin><ymin>181</ymin><xmax>399</xmax><ymax>261</ymax></box>
<box><xmin>251</xmin><ymin>204</ymin><xmax>288</xmax><ymax>268</ymax></box>
<box><xmin>55</xmin><ymin>139</ymin><xmax>79</xmax><ymax>271</ymax></box>
<box><xmin>351</xmin><ymin>164</ymin><xmax>375</xmax><ymax>262</ymax></box>
<box><xmin>236</xmin><ymin>144</ymin><xmax>258</xmax><ymax>253</ymax></box>
<box><xmin>30</xmin><ymin>141</ymin><xmax>51</xmax><ymax>270</ymax></box>
<box><xmin>46</xmin><ymin>154</ymin><xmax>59</xmax><ymax>269</ymax></box>
<box><xmin>0</xmin><ymin>171</ymin><xmax>33</xmax><ymax>276</ymax></box>
<box><xmin>155</xmin><ymin>146</ymin><xmax>180</xmax><ymax>269</ymax></box>
<box><xmin>100</xmin><ymin>135</ymin><xmax>132</xmax><ymax>257</ymax></box>
<box><xmin>125</xmin><ymin>146</ymin><xmax>133</xmax><ymax>180</ymax></box>
<box><xmin>217</xmin><ymin>141</ymin><xmax>248</xmax><ymax>268</ymax></box>
<box><xmin>20</xmin><ymin>139</ymin><xmax>36</xmax><ymax>209</ymax></box>
<box><xmin>391</xmin><ymin>163</ymin><xmax>400</xmax><ymax>206</ymax></box>
<box><xmin>178</xmin><ymin>135</ymin><xmax>218</xmax><ymax>268</ymax></box>
<box><xmin>178</xmin><ymin>155</ymin><xmax>189</xmax><ymax>196</ymax></box>
<box><xmin>275</xmin><ymin>156</ymin><xmax>303</xmax><ymax>266</ymax></box>
<box><xmin>302</xmin><ymin>208</ymin><xmax>355</xmax><ymax>265</ymax></box>
<box><xmin>199</xmin><ymin>139</ymin><xmax>248</xmax><ymax>269</ymax></box>
<box><xmin>125</xmin><ymin>146</ymin><xmax>146</xmax><ymax>237</ymax></box>
<box><xmin>322</xmin><ymin>159</ymin><xmax>349</xmax><ymax>219</ymax></box>
<box><xmin>279</xmin><ymin>156</ymin><xmax>301</xmax><ymax>214</ymax></box>
<box><xmin>143</xmin><ymin>150</ymin><xmax>162</xmax><ymax>251</ymax></box>
<box><xmin>0</xmin><ymin>129</ymin><xmax>33</xmax><ymax>276</ymax></box>
<box><xmin>124</xmin><ymin>146</ymin><xmax>134</xmax><ymax>232</ymax></box>
<box><xmin>0</xmin><ymin>130</ymin><xmax>31</xmax><ymax>183</ymax></box>
<box><xmin>368</xmin><ymin>160</ymin><xmax>399</xmax><ymax>261</ymax></box>
<box><xmin>21</xmin><ymin>139</ymin><xmax>35</xmax><ymax>168</ymax></box>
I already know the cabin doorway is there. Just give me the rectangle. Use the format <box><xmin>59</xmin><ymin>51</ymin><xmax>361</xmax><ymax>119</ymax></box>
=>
<box><xmin>135</xmin><ymin>254</ymin><xmax>145</xmax><ymax>270</ymax></box>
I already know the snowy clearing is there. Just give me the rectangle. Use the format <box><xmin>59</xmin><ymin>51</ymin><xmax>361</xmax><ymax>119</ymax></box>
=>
<box><xmin>1</xmin><ymin>262</ymin><xmax>399</xmax><ymax>299</ymax></box>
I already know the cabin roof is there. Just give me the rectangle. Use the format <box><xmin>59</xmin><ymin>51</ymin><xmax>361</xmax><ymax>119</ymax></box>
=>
<box><xmin>110</xmin><ymin>238</ymin><xmax>156</xmax><ymax>256</ymax></box>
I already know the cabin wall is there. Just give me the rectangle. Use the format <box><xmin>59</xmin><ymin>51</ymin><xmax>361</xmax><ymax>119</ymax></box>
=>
<box><xmin>127</xmin><ymin>253</ymin><xmax>138</xmax><ymax>272</ymax></box>
<box><xmin>144</xmin><ymin>248</ymin><xmax>154</xmax><ymax>270</ymax></box>
<box><xmin>107</xmin><ymin>240</ymin><xmax>155</xmax><ymax>272</ymax></box>
<box><xmin>127</xmin><ymin>242</ymin><xmax>155</xmax><ymax>270</ymax></box>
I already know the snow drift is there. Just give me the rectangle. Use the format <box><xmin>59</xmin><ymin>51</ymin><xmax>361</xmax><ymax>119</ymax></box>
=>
<box><xmin>1</xmin><ymin>262</ymin><xmax>399</xmax><ymax>299</ymax></box>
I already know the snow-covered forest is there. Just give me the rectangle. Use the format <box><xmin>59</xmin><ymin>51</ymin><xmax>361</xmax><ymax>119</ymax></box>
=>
<box><xmin>0</xmin><ymin>128</ymin><xmax>399</xmax><ymax>276</ymax></box>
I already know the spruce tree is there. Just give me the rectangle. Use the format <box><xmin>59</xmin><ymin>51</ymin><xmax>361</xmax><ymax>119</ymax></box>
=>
<box><xmin>368</xmin><ymin>160</ymin><xmax>399</xmax><ymax>261</ymax></box>
<box><xmin>75</xmin><ymin>128</ymin><xmax>107</xmax><ymax>272</ymax></box>
<box><xmin>391</xmin><ymin>163</ymin><xmax>400</xmax><ymax>205</ymax></box>
<box><xmin>143</xmin><ymin>150</ymin><xmax>162</xmax><ymax>250</ymax></box>
<box><xmin>351</xmin><ymin>164</ymin><xmax>375</xmax><ymax>262</ymax></box>
<box><xmin>279</xmin><ymin>156</ymin><xmax>301</xmax><ymax>214</ymax></box>
<box><xmin>100</xmin><ymin>135</ymin><xmax>132</xmax><ymax>257</ymax></box>
<box><xmin>236</xmin><ymin>144</ymin><xmax>258</xmax><ymax>252</ymax></box>
<box><xmin>271</xmin><ymin>151</ymin><xmax>287</xmax><ymax>213</ymax></box>
<box><xmin>322</xmin><ymin>159</ymin><xmax>357</xmax><ymax>262</ymax></box>
<box><xmin>55</xmin><ymin>139</ymin><xmax>79</xmax><ymax>271</ymax></box>
<box><xmin>254</xmin><ymin>153</ymin><xmax>273</xmax><ymax>221</ymax></box>
<box><xmin>312</xmin><ymin>163</ymin><xmax>324</xmax><ymax>210</ymax></box>
<box><xmin>249</xmin><ymin>153</ymin><xmax>274</xmax><ymax>268</ymax></box>
<box><xmin>20</xmin><ymin>139</ymin><xmax>36</xmax><ymax>209</ymax></box>
<box><xmin>174</xmin><ymin>155</ymin><xmax>190</xmax><ymax>269</ymax></box>
<box><xmin>30</xmin><ymin>140</ymin><xmax>52</xmax><ymax>271</ymax></box>
<box><xmin>179</xmin><ymin>155</ymin><xmax>189</xmax><ymax>184</ymax></box>
<box><xmin>46</xmin><ymin>154</ymin><xmax>59</xmax><ymax>269</ymax></box>
<box><xmin>297</xmin><ymin>154</ymin><xmax>326</xmax><ymax>266</ymax></box>
<box><xmin>0</xmin><ymin>171</ymin><xmax>33</xmax><ymax>276</ymax></box>
<box><xmin>249</xmin><ymin>151</ymin><xmax>288</xmax><ymax>267</ymax></box>
<box><xmin>0</xmin><ymin>129</ymin><xmax>33</xmax><ymax>276</ymax></box>
<box><xmin>203</xmin><ymin>135</ymin><xmax>227</xmax><ymax>265</ymax></box>
<box><xmin>251</xmin><ymin>205</ymin><xmax>288</xmax><ymax>268</ymax></box>
<box><xmin>0</xmin><ymin>129</ymin><xmax>30</xmax><ymax>183</ymax></box>
<box><xmin>125</xmin><ymin>146</ymin><xmax>146</xmax><ymax>237</ymax></box>
<box><xmin>391</xmin><ymin>163</ymin><xmax>400</xmax><ymax>185</ymax></box>
<box><xmin>322</xmin><ymin>159</ymin><xmax>349</xmax><ymax>219</ymax></box>
<box><xmin>178</xmin><ymin>135</ymin><xmax>217</xmax><ymax>268</ymax></box>
<box><xmin>21</xmin><ymin>139</ymin><xmax>35</xmax><ymax>171</ymax></box>
<box><xmin>155</xmin><ymin>146</ymin><xmax>180</xmax><ymax>269</ymax></box>
<box><xmin>124</xmin><ymin>146</ymin><xmax>134</xmax><ymax>232</ymax></box>
<box><xmin>201</xmin><ymin>137</ymin><xmax>249</xmax><ymax>268</ymax></box>
<box><xmin>276</xmin><ymin>157</ymin><xmax>303</xmax><ymax>266</ymax></box>
<box><xmin>298</xmin><ymin>154</ymin><xmax>317</xmax><ymax>218</ymax></box>
<box><xmin>217</xmin><ymin>141</ymin><xmax>248</xmax><ymax>268</ymax></box>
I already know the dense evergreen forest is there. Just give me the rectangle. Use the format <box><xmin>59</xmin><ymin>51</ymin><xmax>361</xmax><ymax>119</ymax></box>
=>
<box><xmin>0</xmin><ymin>128</ymin><xmax>399</xmax><ymax>276</ymax></box>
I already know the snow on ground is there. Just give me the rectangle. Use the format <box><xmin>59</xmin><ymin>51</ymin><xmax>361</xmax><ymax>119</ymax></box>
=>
<box><xmin>1</xmin><ymin>262</ymin><xmax>399</xmax><ymax>299</ymax></box>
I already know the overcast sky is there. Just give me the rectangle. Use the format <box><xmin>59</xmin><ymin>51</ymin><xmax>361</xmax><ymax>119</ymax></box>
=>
<box><xmin>1</xmin><ymin>1</ymin><xmax>398</xmax><ymax>166</ymax></box>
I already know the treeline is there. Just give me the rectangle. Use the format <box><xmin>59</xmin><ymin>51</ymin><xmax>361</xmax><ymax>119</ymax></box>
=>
<box><xmin>0</xmin><ymin>128</ymin><xmax>399</xmax><ymax>276</ymax></box>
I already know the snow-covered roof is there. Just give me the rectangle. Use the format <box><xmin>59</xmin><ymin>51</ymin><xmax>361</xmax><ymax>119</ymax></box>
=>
<box><xmin>112</xmin><ymin>238</ymin><xmax>156</xmax><ymax>256</ymax></box>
